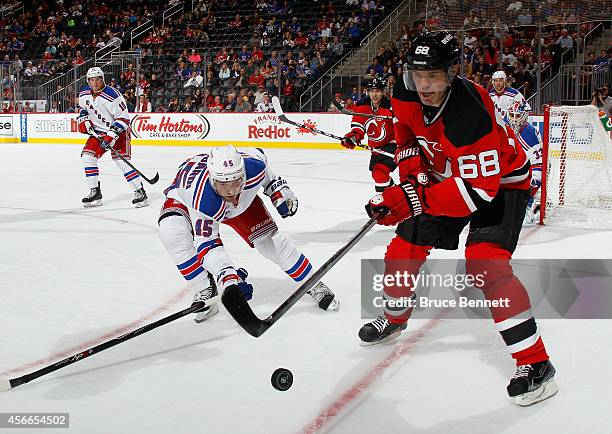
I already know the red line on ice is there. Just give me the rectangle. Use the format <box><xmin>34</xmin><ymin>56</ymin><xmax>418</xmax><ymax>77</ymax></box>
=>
<box><xmin>298</xmin><ymin>312</ymin><xmax>445</xmax><ymax>434</ymax></box>
<box><xmin>1</xmin><ymin>286</ymin><xmax>191</xmax><ymax>376</ymax></box>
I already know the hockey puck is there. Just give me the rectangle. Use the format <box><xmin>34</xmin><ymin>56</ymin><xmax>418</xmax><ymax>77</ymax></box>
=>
<box><xmin>271</xmin><ymin>368</ymin><xmax>293</xmax><ymax>391</ymax></box>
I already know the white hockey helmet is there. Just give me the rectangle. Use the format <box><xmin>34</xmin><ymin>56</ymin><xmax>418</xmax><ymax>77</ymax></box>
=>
<box><xmin>492</xmin><ymin>70</ymin><xmax>507</xmax><ymax>81</ymax></box>
<box><xmin>208</xmin><ymin>145</ymin><xmax>246</xmax><ymax>196</ymax></box>
<box><xmin>87</xmin><ymin>67</ymin><xmax>105</xmax><ymax>81</ymax></box>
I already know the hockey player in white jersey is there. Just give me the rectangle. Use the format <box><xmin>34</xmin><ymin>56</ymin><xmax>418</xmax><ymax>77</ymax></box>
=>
<box><xmin>77</xmin><ymin>67</ymin><xmax>148</xmax><ymax>208</ymax></box>
<box><xmin>489</xmin><ymin>70</ymin><xmax>529</xmax><ymax>122</ymax></box>
<box><xmin>158</xmin><ymin>145</ymin><xmax>339</xmax><ymax>322</ymax></box>
<box><xmin>507</xmin><ymin>100</ymin><xmax>543</xmax><ymax>224</ymax></box>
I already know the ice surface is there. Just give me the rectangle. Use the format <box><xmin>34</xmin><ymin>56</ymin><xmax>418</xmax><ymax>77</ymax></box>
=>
<box><xmin>0</xmin><ymin>145</ymin><xmax>610</xmax><ymax>434</ymax></box>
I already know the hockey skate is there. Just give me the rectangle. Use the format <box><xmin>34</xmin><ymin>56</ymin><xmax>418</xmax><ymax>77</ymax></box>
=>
<box><xmin>132</xmin><ymin>187</ymin><xmax>149</xmax><ymax>208</ymax></box>
<box><xmin>82</xmin><ymin>182</ymin><xmax>103</xmax><ymax>207</ymax></box>
<box><xmin>507</xmin><ymin>360</ymin><xmax>558</xmax><ymax>406</ymax></box>
<box><xmin>307</xmin><ymin>281</ymin><xmax>339</xmax><ymax>311</ymax></box>
<box><xmin>192</xmin><ymin>283</ymin><xmax>219</xmax><ymax>323</ymax></box>
<box><xmin>358</xmin><ymin>316</ymin><xmax>407</xmax><ymax>346</ymax></box>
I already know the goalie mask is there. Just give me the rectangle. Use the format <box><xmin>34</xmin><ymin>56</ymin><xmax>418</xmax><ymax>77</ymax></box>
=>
<box><xmin>208</xmin><ymin>145</ymin><xmax>246</xmax><ymax>198</ymax></box>
<box><xmin>403</xmin><ymin>31</ymin><xmax>460</xmax><ymax>94</ymax></box>
<box><xmin>507</xmin><ymin>101</ymin><xmax>529</xmax><ymax>131</ymax></box>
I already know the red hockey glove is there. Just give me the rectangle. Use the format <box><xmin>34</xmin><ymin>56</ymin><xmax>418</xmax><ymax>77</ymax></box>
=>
<box><xmin>341</xmin><ymin>130</ymin><xmax>361</xmax><ymax>149</ymax></box>
<box><xmin>365</xmin><ymin>181</ymin><xmax>424</xmax><ymax>226</ymax></box>
<box><xmin>77</xmin><ymin>115</ymin><xmax>93</xmax><ymax>135</ymax></box>
<box><xmin>100</xmin><ymin>129</ymin><xmax>119</xmax><ymax>150</ymax></box>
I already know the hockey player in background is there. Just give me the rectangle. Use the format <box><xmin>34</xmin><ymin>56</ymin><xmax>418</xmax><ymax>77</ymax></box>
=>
<box><xmin>158</xmin><ymin>145</ymin><xmax>339</xmax><ymax>322</ymax></box>
<box><xmin>77</xmin><ymin>67</ymin><xmax>148</xmax><ymax>208</ymax></box>
<box><xmin>361</xmin><ymin>31</ymin><xmax>557</xmax><ymax>406</ymax></box>
<box><xmin>341</xmin><ymin>77</ymin><xmax>397</xmax><ymax>192</ymax></box>
<box><xmin>489</xmin><ymin>70</ymin><xmax>529</xmax><ymax>122</ymax></box>
<box><xmin>507</xmin><ymin>101</ymin><xmax>543</xmax><ymax>224</ymax></box>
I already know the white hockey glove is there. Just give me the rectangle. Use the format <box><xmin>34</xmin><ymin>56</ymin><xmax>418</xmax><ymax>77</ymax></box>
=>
<box><xmin>264</xmin><ymin>177</ymin><xmax>298</xmax><ymax>218</ymax></box>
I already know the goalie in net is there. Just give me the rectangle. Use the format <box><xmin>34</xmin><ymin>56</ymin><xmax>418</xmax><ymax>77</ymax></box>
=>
<box><xmin>540</xmin><ymin>105</ymin><xmax>612</xmax><ymax>227</ymax></box>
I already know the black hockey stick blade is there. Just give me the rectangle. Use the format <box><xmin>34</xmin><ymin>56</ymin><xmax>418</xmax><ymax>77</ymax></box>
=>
<box><xmin>0</xmin><ymin>295</ymin><xmax>220</xmax><ymax>391</ymax></box>
<box><xmin>110</xmin><ymin>147</ymin><xmax>160</xmax><ymax>185</ymax></box>
<box><xmin>222</xmin><ymin>216</ymin><xmax>379</xmax><ymax>337</ymax></box>
<box><xmin>332</xmin><ymin>99</ymin><xmax>393</xmax><ymax>120</ymax></box>
<box><xmin>222</xmin><ymin>285</ymin><xmax>271</xmax><ymax>337</ymax></box>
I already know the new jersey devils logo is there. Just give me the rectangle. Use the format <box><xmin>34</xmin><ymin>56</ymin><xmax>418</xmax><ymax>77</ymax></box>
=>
<box><xmin>364</xmin><ymin>118</ymin><xmax>387</xmax><ymax>143</ymax></box>
<box><xmin>416</xmin><ymin>136</ymin><xmax>452</xmax><ymax>179</ymax></box>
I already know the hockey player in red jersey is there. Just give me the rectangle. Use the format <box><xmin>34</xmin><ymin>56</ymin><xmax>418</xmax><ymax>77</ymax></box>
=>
<box><xmin>360</xmin><ymin>31</ymin><xmax>557</xmax><ymax>406</ymax></box>
<box><xmin>341</xmin><ymin>77</ymin><xmax>397</xmax><ymax>192</ymax></box>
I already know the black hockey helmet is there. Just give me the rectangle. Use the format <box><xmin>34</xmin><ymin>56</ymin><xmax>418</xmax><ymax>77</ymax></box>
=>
<box><xmin>367</xmin><ymin>76</ymin><xmax>387</xmax><ymax>90</ymax></box>
<box><xmin>406</xmin><ymin>31</ymin><xmax>460</xmax><ymax>70</ymax></box>
<box><xmin>403</xmin><ymin>31</ymin><xmax>460</xmax><ymax>95</ymax></box>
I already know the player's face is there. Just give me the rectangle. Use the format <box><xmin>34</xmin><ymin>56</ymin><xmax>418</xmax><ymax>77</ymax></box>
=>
<box><xmin>493</xmin><ymin>78</ymin><xmax>505</xmax><ymax>92</ymax></box>
<box><xmin>213</xmin><ymin>178</ymin><xmax>244</xmax><ymax>205</ymax></box>
<box><xmin>88</xmin><ymin>77</ymin><xmax>105</xmax><ymax>92</ymax></box>
<box><xmin>368</xmin><ymin>88</ymin><xmax>384</xmax><ymax>104</ymax></box>
<box><xmin>410</xmin><ymin>69</ymin><xmax>449</xmax><ymax>107</ymax></box>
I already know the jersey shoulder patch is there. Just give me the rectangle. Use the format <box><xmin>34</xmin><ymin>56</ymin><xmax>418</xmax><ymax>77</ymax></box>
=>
<box><xmin>194</xmin><ymin>176</ymin><xmax>226</xmax><ymax>221</ymax></box>
<box><xmin>505</xmin><ymin>87</ymin><xmax>519</xmax><ymax>95</ymax></box>
<box><xmin>79</xmin><ymin>86</ymin><xmax>92</xmax><ymax>96</ymax></box>
<box><xmin>103</xmin><ymin>86</ymin><xmax>121</xmax><ymax>99</ymax></box>
<box><xmin>443</xmin><ymin>79</ymin><xmax>493</xmax><ymax>148</ymax></box>
<box><xmin>243</xmin><ymin>156</ymin><xmax>267</xmax><ymax>190</ymax></box>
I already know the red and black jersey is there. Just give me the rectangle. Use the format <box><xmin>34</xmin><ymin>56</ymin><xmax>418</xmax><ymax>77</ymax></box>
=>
<box><xmin>392</xmin><ymin>77</ymin><xmax>530</xmax><ymax>218</ymax></box>
<box><xmin>349</xmin><ymin>96</ymin><xmax>396</xmax><ymax>149</ymax></box>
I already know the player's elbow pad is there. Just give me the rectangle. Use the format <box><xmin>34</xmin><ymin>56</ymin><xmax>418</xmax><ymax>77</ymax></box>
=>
<box><xmin>455</xmin><ymin>178</ymin><xmax>496</xmax><ymax>212</ymax></box>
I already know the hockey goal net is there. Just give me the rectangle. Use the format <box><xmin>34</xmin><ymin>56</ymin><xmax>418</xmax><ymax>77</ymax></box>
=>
<box><xmin>541</xmin><ymin>105</ymin><xmax>612</xmax><ymax>227</ymax></box>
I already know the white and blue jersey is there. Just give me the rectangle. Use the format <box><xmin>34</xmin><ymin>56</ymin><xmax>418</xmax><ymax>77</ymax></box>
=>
<box><xmin>515</xmin><ymin>123</ymin><xmax>542</xmax><ymax>189</ymax></box>
<box><xmin>165</xmin><ymin>148</ymin><xmax>271</xmax><ymax>222</ymax></box>
<box><xmin>78</xmin><ymin>85</ymin><xmax>130</xmax><ymax>135</ymax></box>
<box><xmin>164</xmin><ymin>148</ymin><xmax>281</xmax><ymax>280</ymax></box>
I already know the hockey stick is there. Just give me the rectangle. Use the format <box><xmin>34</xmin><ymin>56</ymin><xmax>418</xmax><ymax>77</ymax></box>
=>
<box><xmin>332</xmin><ymin>100</ymin><xmax>394</xmax><ymax>120</ymax></box>
<box><xmin>0</xmin><ymin>295</ymin><xmax>220</xmax><ymax>392</ymax></box>
<box><xmin>271</xmin><ymin>96</ymin><xmax>394</xmax><ymax>158</ymax></box>
<box><xmin>222</xmin><ymin>216</ymin><xmax>378</xmax><ymax>337</ymax></box>
<box><xmin>89</xmin><ymin>131</ymin><xmax>160</xmax><ymax>184</ymax></box>
<box><xmin>109</xmin><ymin>147</ymin><xmax>160</xmax><ymax>185</ymax></box>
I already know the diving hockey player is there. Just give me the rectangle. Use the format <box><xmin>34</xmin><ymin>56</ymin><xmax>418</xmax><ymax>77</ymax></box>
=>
<box><xmin>78</xmin><ymin>67</ymin><xmax>148</xmax><ymax>208</ymax></box>
<box><xmin>158</xmin><ymin>145</ymin><xmax>339</xmax><ymax>322</ymax></box>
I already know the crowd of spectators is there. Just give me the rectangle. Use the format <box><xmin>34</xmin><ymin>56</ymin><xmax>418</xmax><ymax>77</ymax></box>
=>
<box><xmin>1</xmin><ymin>0</ymin><xmax>393</xmax><ymax>111</ymax></box>
<box><xmin>0</xmin><ymin>0</ymin><xmax>610</xmax><ymax>113</ymax></box>
<box><xmin>328</xmin><ymin>0</ymin><xmax>612</xmax><ymax>111</ymax></box>
<box><xmin>0</xmin><ymin>0</ymin><xmax>171</xmax><ymax>85</ymax></box>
